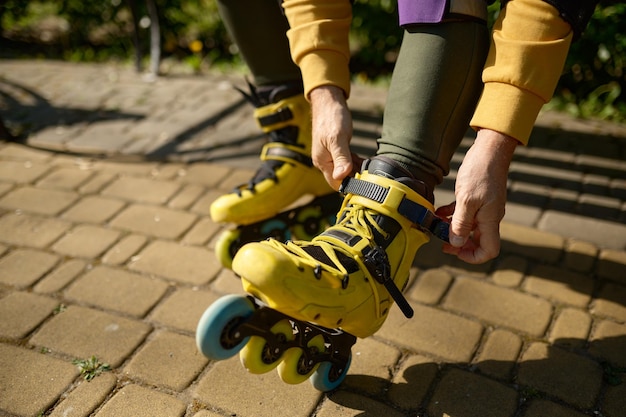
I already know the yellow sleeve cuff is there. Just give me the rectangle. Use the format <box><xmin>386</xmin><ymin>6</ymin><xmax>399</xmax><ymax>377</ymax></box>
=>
<box><xmin>471</xmin><ymin>0</ymin><xmax>573</xmax><ymax>145</ymax></box>
<box><xmin>470</xmin><ymin>82</ymin><xmax>545</xmax><ymax>146</ymax></box>
<box><xmin>298</xmin><ymin>50</ymin><xmax>352</xmax><ymax>99</ymax></box>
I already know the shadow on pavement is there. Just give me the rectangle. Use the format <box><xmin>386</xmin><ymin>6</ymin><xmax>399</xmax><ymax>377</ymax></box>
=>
<box><xmin>331</xmin><ymin>334</ymin><xmax>626</xmax><ymax>417</ymax></box>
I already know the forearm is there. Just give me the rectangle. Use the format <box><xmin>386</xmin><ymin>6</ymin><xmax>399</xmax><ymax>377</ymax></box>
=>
<box><xmin>470</xmin><ymin>0</ymin><xmax>573</xmax><ymax>144</ymax></box>
<box><xmin>282</xmin><ymin>0</ymin><xmax>353</xmax><ymax>99</ymax></box>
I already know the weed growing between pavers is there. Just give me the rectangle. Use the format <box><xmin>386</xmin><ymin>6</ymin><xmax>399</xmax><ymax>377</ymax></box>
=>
<box><xmin>72</xmin><ymin>355</ymin><xmax>111</xmax><ymax>381</ymax></box>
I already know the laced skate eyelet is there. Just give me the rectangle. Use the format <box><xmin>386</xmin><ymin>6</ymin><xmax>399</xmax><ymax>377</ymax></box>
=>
<box><xmin>341</xmin><ymin>275</ymin><xmax>349</xmax><ymax>289</ymax></box>
<box><xmin>313</xmin><ymin>265</ymin><xmax>322</xmax><ymax>279</ymax></box>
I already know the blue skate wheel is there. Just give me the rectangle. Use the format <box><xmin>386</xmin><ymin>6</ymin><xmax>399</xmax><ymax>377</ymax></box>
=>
<box><xmin>310</xmin><ymin>354</ymin><xmax>352</xmax><ymax>392</ymax></box>
<box><xmin>196</xmin><ymin>295</ymin><xmax>255</xmax><ymax>361</ymax></box>
<box><xmin>260</xmin><ymin>219</ymin><xmax>291</xmax><ymax>241</ymax></box>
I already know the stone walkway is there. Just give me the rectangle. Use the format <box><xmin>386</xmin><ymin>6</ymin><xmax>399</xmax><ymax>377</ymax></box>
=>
<box><xmin>0</xmin><ymin>59</ymin><xmax>625</xmax><ymax>417</ymax></box>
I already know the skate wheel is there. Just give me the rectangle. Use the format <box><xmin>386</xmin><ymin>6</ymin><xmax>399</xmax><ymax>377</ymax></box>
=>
<box><xmin>260</xmin><ymin>219</ymin><xmax>291</xmax><ymax>242</ymax></box>
<box><xmin>240</xmin><ymin>319</ymin><xmax>294</xmax><ymax>374</ymax></box>
<box><xmin>277</xmin><ymin>334</ymin><xmax>326</xmax><ymax>385</ymax></box>
<box><xmin>196</xmin><ymin>295</ymin><xmax>254</xmax><ymax>360</ymax></box>
<box><xmin>215</xmin><ymin>229</ymin><xmax>241</xmax><ymax>269</ymax></box>
<box><xmin>310</xmin><ymin>354</ymin><xmax>352</xmax><ymax>392</ymax></box>
<box><xmin>292</xmin><ymin>206</ymin><xmax>323</xmax><ymax>240</ymax></box>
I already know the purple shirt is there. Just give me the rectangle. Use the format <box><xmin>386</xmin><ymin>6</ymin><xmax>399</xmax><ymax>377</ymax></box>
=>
<box><xmin>398</xmin><ymin>0</ymin><xmax>448</xmax><ymax>25</ymax></box>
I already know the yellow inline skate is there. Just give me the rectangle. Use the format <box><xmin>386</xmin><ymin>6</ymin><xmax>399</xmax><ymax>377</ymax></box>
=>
<box><xmin>210</xmin><ymin>82</ymin><xmax>339</xmax><ymax>268</ymax></box>
<box><xmin>196</xmin><ymin>156</ymin><xmax>450</xmax><ymax>391</ymax></box>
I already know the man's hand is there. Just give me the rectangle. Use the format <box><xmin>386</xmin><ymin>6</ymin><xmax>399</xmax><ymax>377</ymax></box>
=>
<box><xmin>309</xmin><ymin>86</ymin><xmax>355</xmax><ymax>190</ymax></box>
<box><xmin>436</xmin><ymin>129</ymin><xmax>519</xmax><ymax>264</ymax></box>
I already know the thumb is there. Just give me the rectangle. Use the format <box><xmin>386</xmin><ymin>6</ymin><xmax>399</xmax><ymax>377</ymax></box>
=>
<box><xmin>449</xmin><ymin>200</ymin><xmax>476</xmax><ymax>247</ymax></box>
<box><xmin>331</xmin><ymin>142</ymin><xmax>353</xmax><ymax>182</ymax></box>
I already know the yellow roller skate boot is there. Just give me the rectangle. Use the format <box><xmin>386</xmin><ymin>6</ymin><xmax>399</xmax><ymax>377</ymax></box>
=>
<box><xmin>232</xmin><ymin>156</ymin><xmax>449</xmax><ymax>338</ymax></box>
<box><xmin>210</xmin><ymin>82</ymin><xmax>334</xmax><ymax>225</ymax></box>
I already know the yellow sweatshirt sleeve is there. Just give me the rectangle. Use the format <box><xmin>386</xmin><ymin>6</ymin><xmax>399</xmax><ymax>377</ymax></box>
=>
<box><xmin>282</xmin><ymin>0</ymin><xmax>353</xmax><ymax>99</ymax></box>
<box><xmin>470</xmin><ymin>0</ymin><xmax>574</xmax><ymax>145</ymax></box>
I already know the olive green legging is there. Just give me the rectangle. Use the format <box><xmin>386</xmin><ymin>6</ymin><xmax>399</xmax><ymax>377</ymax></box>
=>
<box><xmin>217</xmin><ymin>0</ymin><xmax>489</xmax><ymax>195</ymax></box>
<box><xmin>216</xmin><ymin>0</ymin><xmax>301</xmax><ymax>86</ymax></box>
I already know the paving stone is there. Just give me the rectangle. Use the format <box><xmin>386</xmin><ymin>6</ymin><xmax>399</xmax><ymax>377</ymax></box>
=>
<box><xmin>168</xmin><ymin>183</ymin><xmax>206</xmax><ymax>209</ymax></box>
<box><xmin>444</xmin><ymin>277</ymin><xmax>552</xmax><ymax>336</ymax></box>
<box><xmin>101</xmin><ymin>234</ymin><xmax>147</xmax><ymax>265</ymax></box>
<box><xmin>64</xmin><ymin>265</ymin><xmax>169</xmax><ymax>317</ymax></box>
<box><xmin>522</xmin><ymin>265</ymin><xmax>593</xmax><ymax>308</ymax></box>
<box><xmin>603</xmin><ymin>382</ymin><xmax>626</xmax><ymax>417</ymax></box>
<box><xmin>34</xmin><ymin>259</ymin><xmax>88</xmax><ymax>293</ymax></box>
<box><xmin>109</xmin><ymin>204</ymin><xmax>197</xmax><ymax>239</ymax></box>
<box><xmin>94</xmin><ymin>384</ymin><xmax>185</xmax><ymax>417</ymax></box>
<box><xmin>377</xmin><ymin>302</ymin><xmax>483</xmax><ymax>362</ymax></box>
<box><xmin>578</xmin><ymin>193</ymin><xmax>622</xmax><ymax>220</ymax></box>
<box><xmin>0</xmin><ymin>181</ymin><xmax>13</xmax><ymax>198</ymax></box>
<box><xmin>0</xmin><ymin>292</ymin><xmax>58</xmax><ymax>339</ymax></box>
<box><xmin>500</xmin><ymin>222</ymin><xmax>564</xmax><ymax>264</ymax></box>
<box><xmin>0</xmin><ymin>343</ymin><xmax>78</xmax><ymax>417</ymax></box>
<box><xmin>597</xmin><ymin>248</ymin><xmax>626</xmax><ymax>284</ymax></box>
<box><xmin>387</xmin><ymin>354</ymin><xmax>439</xmax><ymax>410</ymax></box>
<box><xmin>194</xmin><ymin>356</ymin><xmax>322</xmax><ymax>417</ymax></box>
<box><xmin>101</xmin><ymin>176</ymin><xmax>182</xmax><ymax>204</ymax></box>
<box><xmin>563</xmin><ymin>239</ymin><xmax>598</xmax><ymax>272</ymax></box>
<box><xmin>344</xmin><ymin>337</ymin><xmax>400</xmax><ymax>395</ymax></box>
<box><xmin>591</xmin><ymin>282</ymin><xmax>626</xmax><ymax>322</ymax></box>
<box><xmin>0</xmin><ymin>212</ymin><xmax>72</xmax><ymax>248</ymax></box>
<box><xmin>492</xmin><ymin>255</ymin><xmax>527</xmax><ymax>287</ymax></box>
<box><xmin>52</xmin><ymin>225</ymin><xmax>121</xmax><ymax>258</ymax></box>
<box><xmin>182</xmin><ymin>217</ymin><xmax>221</xmax><ymax>246</ymax></box>
<box><xmin>407</xmin><ymin>268</ymin><xmax>453</xmax><ymax>305</ymax></box>
<box><xmin>316</xmin><ymin>391</ymin><xmax>406</xmax><ymax>417</ymax></box>
<box><xmin>517</xmin><ymin>342</ymin><xmax>602</xmax><ymax>409</ymax></box>
<box><xmin>67</xmin><ymin>121</ymin><xmax>135</xmax><ymax>153</ymax></box>
<box><xmin>192</xmin><ymin>411</ymin><xmax>226</xmax><ymax>417</ymax></box>
<box><xmin>589</xmin><ymin>320</ymin><xmax>626</xmax><ymax>368</ymax></box>
<box><xmin>149</xmin><ymin>288</ymin><xmax>221</xmax><ymax>333</ymax></box>
<box><xmin>36</xmin><ymin>166</ymin><xmax>94</xmax><ymax>190</ymax></box>
<box><xmin>61</xmin><ymin>195</ymin><xmax>126</xmax><ymax>223</ymax></box>
<box><xmin>78</xmin><ymin>171</ymin><xmax>116</xmax><ymax>194</ymax></box>
<box><xmin>0</xmin><ymin>186</ymin><xmax>79</xmax><ymax>215</ymax></box>
<box><xmin>129</xmin><ymin>240</ymin><xmax>220</xmax><ymax>285</ymax></box>
<box><xmin>92</xmin><ymin>159</ymin><xmax>160</xmax><ymax>177</ymax></box>
<box><xmin>48</xmin><ymin>372</ymin><xmax>117</xmax><ymax>417</ymax></box>
<box><xmin>537</xmin><ymin>210</ymin><xmax>626</xmax><ymax>251</ymax></box>
<box><xmin>123</xmin><ymin>331</ymin><xmax>208</xmax><ymax>391</ymax></box>
<box><xmin>190</xmin><ymin>189</ymin><xmax>224</xmax><ymax>215</ymax></box>
<box><xmin>0</xmin><ymin>248</ymin><xmax>59</xmax><ymax>288</ymax></box>
<box><xmin>521</xmin><ymin>399</ymin><xmax>588</xmax><ymax>417</ymax></box>
<box><xmin>428</xmin><ymin>368</ymin><xmax>518</xmax><ymax>417</ymax></box>
<box><xmin>177</xmin><ymin>163</ymin><xmax>231</xmax><ymax>188</ymax></box>
<box><xmin>548</xmin><ymin>307</ymin><xmax>591</xmax><ymax>349</ymax></box>
<box><xmin>502</xmin><ymin>201</ymin><xmax>543</xmax><ymax>227</ymax></box>
<box><xmin>0</xmin><ymin>142</ymin><xmax>53</xmax><ymax>161</ymax></box>
<box><xmin>30</xmin><ymin>305</ymin><xmax>151</xmax><ymax>367</ymax></box>
<box><xmin>475</xmin><ymin>329</ymin><xmax>523</xmax><ymax>380</ymax></box>
<box><xmin>0</xmin><ymin>159</ymin><xmax>50</xmax><ymax>183</ymax></box>
<box><xmin>210</xmin><ymin>268</ymin><xmax>247</xmax><ymax>295</ymax></box>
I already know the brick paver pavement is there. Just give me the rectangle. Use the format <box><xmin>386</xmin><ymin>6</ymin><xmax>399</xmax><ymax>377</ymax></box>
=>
<box><xmin>0</xmin><ymin>59</ymin><xmax>625</xmax><ymax>417</ymax></box>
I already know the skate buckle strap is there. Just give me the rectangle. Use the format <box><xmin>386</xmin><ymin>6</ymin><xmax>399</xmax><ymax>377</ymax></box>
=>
<box><xmin>256</xmin><ymin>106</ymin><xmax>293</xmax><ymax>128</ymax></box>
<box><xmin>260</xmin><ymin>143</ymin><xmax>314</xmax><ymax>167</ymax></box>
<box><xmin>340</xmin><ymin>177</ymin><xmax>449</xmax><ymax>242</ymax></box>
<box><xmin>362</xmin><ymin>245</ymin><xmax>414</xmax><ymax>319</ymax></box>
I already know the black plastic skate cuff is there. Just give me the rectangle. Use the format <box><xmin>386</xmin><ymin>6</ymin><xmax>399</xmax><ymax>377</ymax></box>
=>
<box><xmin>257</xmin><ymin>106</ymin><xmax>293</xmax><ymax>127</ymax></box>
<box><xmin>340</xmin><ymin>177</ymin><xmax>449</xmax><ymax>242</ymax></box>
<box><xmin>262</xmin><ymin>145</ymin><xmax>313</xmax><ymax>167</ymax></box>
<box><xmin>362</xmin><ymin>245</ymin><xmax>414</xmax><ymax>319</ymax></box>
